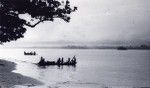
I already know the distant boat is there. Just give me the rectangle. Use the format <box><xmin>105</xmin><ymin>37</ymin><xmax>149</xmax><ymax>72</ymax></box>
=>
<box><xmin>117</xmin><ymin>46</ymin><xmax>128</xmax><ymax>50</ymax></box>
<box><xmin>24</xmin><ymin>51</ymin><xmax>37</xmax><ymax>55</ymax></box>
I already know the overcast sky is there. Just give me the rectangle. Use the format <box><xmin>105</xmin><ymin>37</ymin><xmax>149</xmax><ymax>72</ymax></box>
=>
<box><xmin>6</xmin><ymin>0</ymin><xmax>150</xmax><ymax>45</ymax></box>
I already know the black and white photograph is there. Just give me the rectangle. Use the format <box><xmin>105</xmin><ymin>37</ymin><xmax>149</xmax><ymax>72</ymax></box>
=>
<box><xmin>0</xmin><ymin>0</ymin><xmax>150</xmax><ymax>88</ymax></box>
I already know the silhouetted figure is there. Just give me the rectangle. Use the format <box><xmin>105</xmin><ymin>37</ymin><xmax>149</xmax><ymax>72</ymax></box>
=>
<box><xmin>38</xmin><ymin>57</ymin><xmax>46</xmax><ymax>66</ymax></box>
<box><xmin>24</xmin><ymin>51</ymin><xmax>26</xmax><ymax>55</ymax></box>
<box><xmin>72</xmin><ymin>56</ymin><xmax>77</xmax><ymax>64</ymax></box>
<box><xmin>61</xmin><ymin>58</ymin><xmax>64</xmax><ymax>64</ymax></box>
<box><xmin>71</xmin><ymin>59</ymin><xmax>74</xmax><ymax>64</ymax></box>
<box><xmin>33</xmin><ymin>51</ymin><xmax>36</xmax><ymax>55</ymax></box>
<box><xmin>57</xmin><ymin>58</ymin><xmax>61</xmax><ymax>65</ymax></box>
<box><xmin>67</xmin><ymin>58</ymin><xmax>71</xmax><ymax>64</ymax></box>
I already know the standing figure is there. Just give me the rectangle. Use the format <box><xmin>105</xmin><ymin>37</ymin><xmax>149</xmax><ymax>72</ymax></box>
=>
<box><xmin>72</xmin><ymin>56</ymin><xmax>77</xmax><ymax>64</ymax></box>
<box><xmin>57</xmin><ymin>58</ymin><xmax>61</xmax><ymax>65</ymax></box>
<box><xmin>61</xmin><ymin>58</ymin><xmax>64</xmax><ymax>65</ymax></box>
<box><xmin>38</xmin><ymin>57</ymin><xmax>46</xmax><ymax>66</ymax></box>
<box><xmin>67</xmin><ymin>58</ymin><xmax>71</xmax><ymax>64</ymax></box>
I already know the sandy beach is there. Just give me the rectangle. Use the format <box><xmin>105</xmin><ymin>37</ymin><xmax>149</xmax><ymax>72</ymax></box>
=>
<box><xmin>0</xmin><ymin>59</ymin><xmax>43</xmax><ymax>88</ymax></box>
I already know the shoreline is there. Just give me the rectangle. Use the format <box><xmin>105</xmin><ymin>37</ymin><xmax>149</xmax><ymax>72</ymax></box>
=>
<box><xmin>0</xmin><ymin>59</ymin><xmax>43</xmax><ymax>88</ymax></box>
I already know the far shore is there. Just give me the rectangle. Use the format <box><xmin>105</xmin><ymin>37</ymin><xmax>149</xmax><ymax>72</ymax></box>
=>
<box><xmin>0</xmin><ymin>59</ymin><xmax>43</xmax><ymax>88</ymax></box>
<box><xmin>1</xmin><ymin>46</ymin><xmax>150</xmax><ymax>50</ymax></box>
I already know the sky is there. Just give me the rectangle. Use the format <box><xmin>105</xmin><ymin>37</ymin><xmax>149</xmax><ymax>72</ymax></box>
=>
<box><xmin>4</xmin><ymin>0</ymin><xmax>150</xmax><ymax>45</ymax></box>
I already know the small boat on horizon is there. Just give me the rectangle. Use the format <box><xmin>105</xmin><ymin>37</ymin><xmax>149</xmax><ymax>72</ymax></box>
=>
<box><xmin>117</xmin><ymin>46</ymin><xmax>128</xmax><ymax>50</ymax></box>
<box><xmin>24</xmin><ymin>51</ymin><xmax>37</xmax><ymax>55</ymax></box>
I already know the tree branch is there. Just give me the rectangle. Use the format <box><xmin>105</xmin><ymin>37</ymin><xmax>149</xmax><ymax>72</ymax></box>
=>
<box><xmin>24</xmin><ymin>20</ymin><xmax>45</xmax><ymax>28</ymax></box>
<box><xmin>24</xmin><ymin>15</ymin><xmax>66</xmax><ymax>28</ymax></box>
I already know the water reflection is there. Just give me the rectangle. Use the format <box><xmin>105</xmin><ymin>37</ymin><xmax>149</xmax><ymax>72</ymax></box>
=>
<box><xmin>57</xmin><ymin>65</ymin><xmax>76</xmax><ymax>70</ymax></box>
<box><xmin>37</xmin><ymin>64</ymin><xmax>76</xmax><ymax>70</ymax></box>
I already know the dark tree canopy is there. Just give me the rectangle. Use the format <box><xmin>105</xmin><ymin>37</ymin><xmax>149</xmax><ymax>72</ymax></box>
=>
<box><xmin>0</xmin><ymin>0</ymin><xmax>77</xmax><ymax>43</ymax></box>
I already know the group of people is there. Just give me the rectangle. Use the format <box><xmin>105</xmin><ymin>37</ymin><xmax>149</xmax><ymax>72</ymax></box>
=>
<box><xmin>57</xmin><ymin>56</ymin><xmax>77</xmax><ymax>65</ymax></box>
<box><xmin>38</xmin><ymin>56</ymin><xmax>77</xmax><ymax>66</ymax></box>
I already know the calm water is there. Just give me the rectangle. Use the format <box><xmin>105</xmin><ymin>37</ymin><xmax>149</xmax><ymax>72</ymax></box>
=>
<box><xmin>0</xmin><ymin>48</ymin><xmax>150</xmax><ymax>88</ymax></box>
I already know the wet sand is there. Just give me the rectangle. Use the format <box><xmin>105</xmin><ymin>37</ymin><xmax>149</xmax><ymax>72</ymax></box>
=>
<box><xmin>0</xmin><ymin>59</ymin><xmax>43</xmax><ymax>88</ymax></box>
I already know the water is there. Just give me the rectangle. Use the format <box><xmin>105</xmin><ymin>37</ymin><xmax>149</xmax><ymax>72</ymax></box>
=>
<box><xmin>0</xmin><ymin>48</ymin><xmax>150</xmax><ymax>88</ymax></box>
